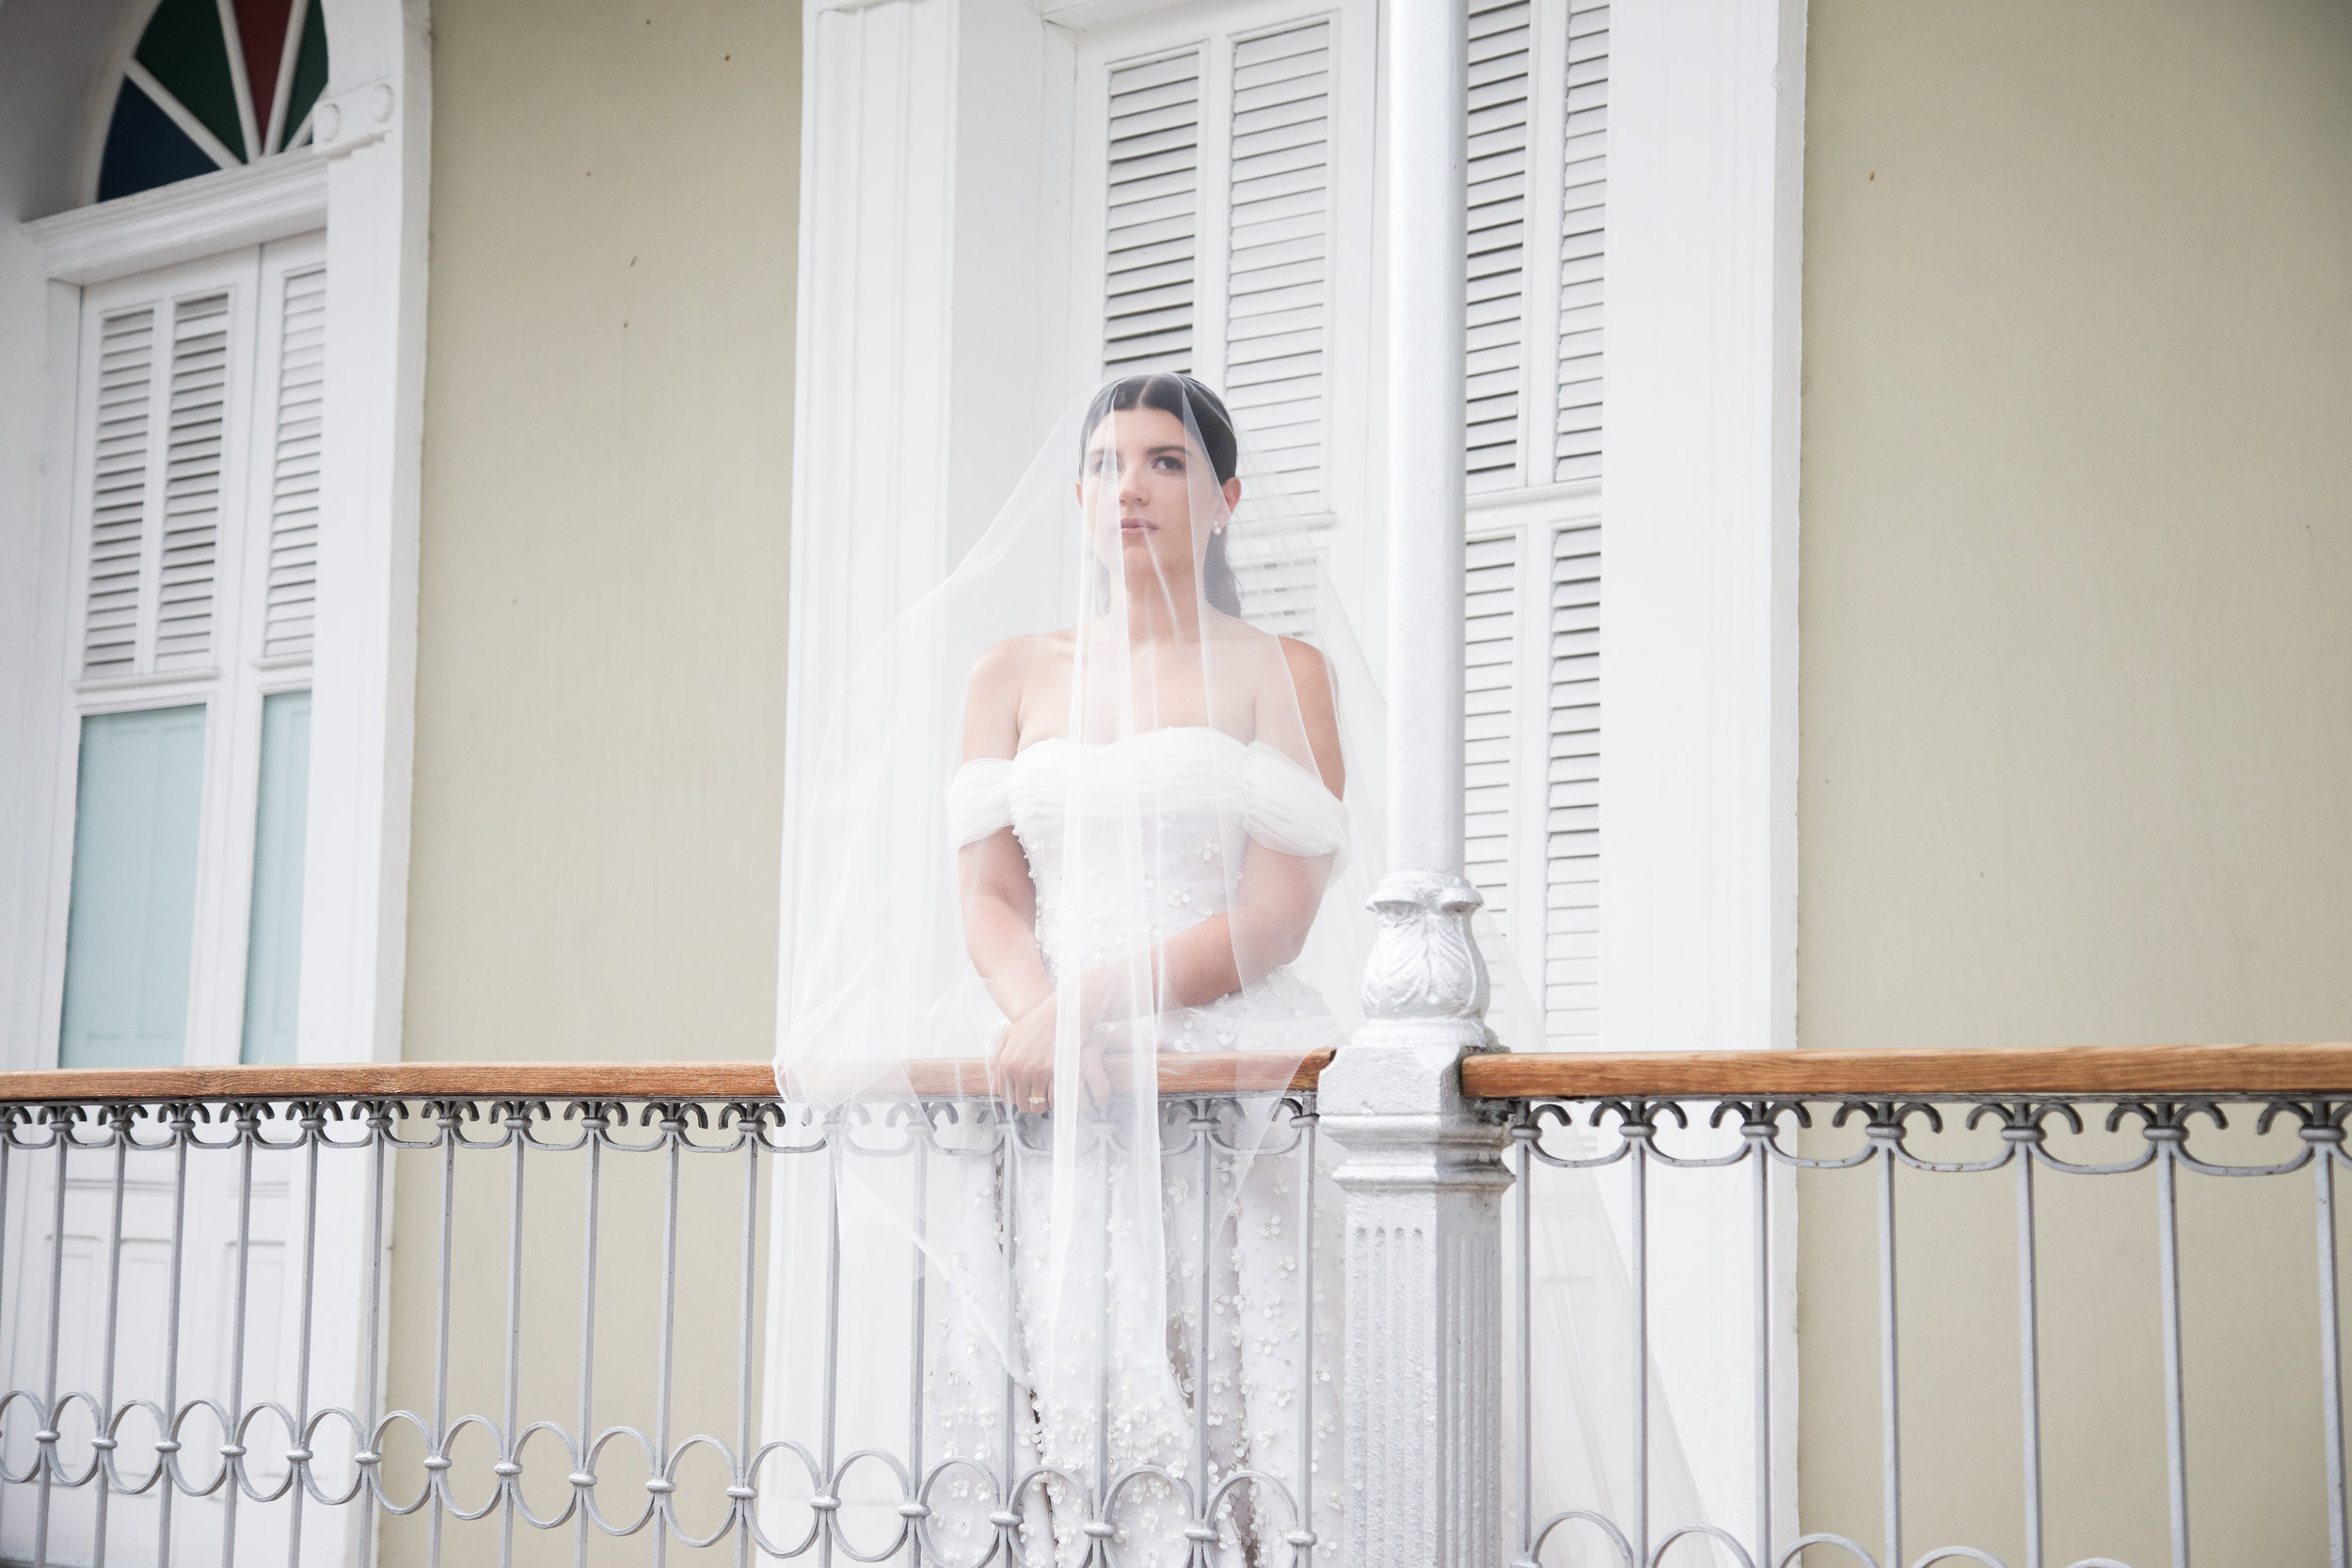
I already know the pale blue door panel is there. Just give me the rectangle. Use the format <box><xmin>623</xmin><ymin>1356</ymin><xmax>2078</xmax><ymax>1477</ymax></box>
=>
<box><xmin>241</xmin><ymin>689</ymin><xmax>310</xmax><ymax>1065</ymax></box>
<box><xmin>59</xmin><ymin>705</ymin><xmax>207</xmax><ymax>1069</ymax></box>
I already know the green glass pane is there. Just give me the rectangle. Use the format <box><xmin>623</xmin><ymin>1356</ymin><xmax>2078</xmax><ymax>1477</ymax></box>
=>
<box><xmin>59</xmin><ymin>706</ymin><xmax>207</xmax><ymax>1069</ymax></box>
<box><xmin>135</xmin><ymin>0</ymin><xmax>247</xmax><ymax>162</ymax></box>
<box><xmin>241</xmin><ymin>690</ymin><xmax>310</xmax><ymax>1066</ymax></box>
<box><xmin>285</xmin><ymin>0</ymin><xmax>329</xmax><ymax>148</ymax></box>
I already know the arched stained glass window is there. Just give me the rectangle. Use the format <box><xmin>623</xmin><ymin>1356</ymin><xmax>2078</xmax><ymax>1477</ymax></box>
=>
<box><xmin>96</xmin><ymin>0</ymin><xmax>329</xmax><ymax>204</ymax></box>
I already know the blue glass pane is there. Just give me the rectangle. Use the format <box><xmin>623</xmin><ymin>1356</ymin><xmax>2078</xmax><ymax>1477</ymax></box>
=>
<box><xmin>59</xmin><ymin>706</ymin><xmax>208</xmax><ymax>1069</ymax></box>
<box><xmin>95</xmin><ymin>78</ymin><xmax>219</xmax><ymax>204</ymax></box>
<box><xmin>241</xmin><ymin>690</ymin><xmax>310</xmax><ymax>1065</ymax></box>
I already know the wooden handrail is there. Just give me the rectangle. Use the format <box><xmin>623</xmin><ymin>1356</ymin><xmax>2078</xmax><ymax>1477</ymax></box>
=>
<box><xmin>1460</xmin><ymin>1043</ymin><xmax>2352</xmax><ymax>1100</ymax></box>
<box><xmin>8</xmin><ymin>1043</ymin><xmax>2341</xmax><ymax>1106</ymax></box>
<box><xmin>0</xmin><ymin>1049</ymin><xmax>1334</xmax><ymax>1104</ymax></box>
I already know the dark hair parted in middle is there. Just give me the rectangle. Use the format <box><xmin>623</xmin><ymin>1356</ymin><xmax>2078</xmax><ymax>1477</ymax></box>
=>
<box><xmin>1079</xmin><ymin>373</ymin><xmax>1243</xmax><ymax>616</ymax></box>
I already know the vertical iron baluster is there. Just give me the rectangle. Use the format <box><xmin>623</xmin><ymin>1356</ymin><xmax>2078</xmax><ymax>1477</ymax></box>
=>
<box><xmin>1514</xmin><ymin>1115</ymin><xmax>1533</xmax><ymax>1568</ymax></box>
<box><xmin>654</xmin><ymin>1110</ymin><xmax>682</xmax><ymax>1567</ymax></box>
<box><xmin>998</xmin><ymin>1124</ymin><xmax>1020</xmax><ymax>1565</ymax></box>
<box><xmin>284</xmin><ymin>1107</ymin><xmax>325</xmax><ymax>1568</ymax></box>
<box><xmin>572</xmin><ymin>1109</ymin><xmax>604</xmax><ymax>1568</ymax></box>
<box><xmin>818</xmin><ymin>1113</ymin><xmax>843</xmax><ymax>1568</ymax></box>
<box><xmin>1294</xmin><ymin>1101</ymin><xmax>1318</xmax><ymax>1567</ymax></box>
<box><xmin>158</xmin><ymin>1109</ymin><xmax>191</xmax><ymax>1568</ymax></box>
<box><xmin>907</xmin><ymin>1122</ymin><xmax>929</xmax><ymax>1568</ymax></box>
<box><xmin>1195</xmin><ymin>1101</ymin><xmax>1215</xmax><ymax>1558</ymax></box>
<box><xmin>32</xmin><ymin>1110</ymin><xmax>70</xmax><ymax>1568</ymax></box>
<box><xmin>0</xmin><ymin>1122</ymin><xmax>14</xmax><ymax>1554</ymax></box>
<box><xmin>219</xmin><ymin>1106</ymin><xmax>260</xmax><ymax>1567</ymax></box>
<box><xmin>1630</xmin><ymin>1116</ymin><xmax>1648</xmax><ymax>1568</ymax></box>
<box><xmin>739</xmin><ymin>1119</ymin><xmax>763</xmax><ymax>1568</ymax></box>
<box><xmin>2156</xmin><ymin>1137</ymin><xmax>2189</xmax><ymax>1568</ymax></box>
<box><xmin>91</xmin><ymin>1108</ymin><xmax>131</xmax><ymax>1568</ymax></box>
<box><xmin>428</xmin><ymin>1106</ymin><xmax>458</xmax><ymax>1568</ymax></box>
<box><xmin>1878</xmin><ymin>1127</ymin><xmax>1901</xmax><ymax>1568</ymax></box>
<box><xmin>500</xmin><ymin>1106</ymin><xmax>528</xmax><ymax>1568</ymax></box>
<box><xmin>2319</xmin><ymin>1138</ymin><xmax>2348</xmax><ymax>1568</ymax></box>
<box><xmin>2017</xmin><ymin>1139</ymin><xmax>2044</xmax><ymax>1568</ymax></box>
<box><xmin>1092</xmin><ymin>1122</ymin><xmax>1113</xmax><ymax>1566</ymax></box>
<box><xmin>1752</xmin><ymin>1118</ymin><xmax>1771</xmax><ymax>1568</ymax></box>
<box><xmin>359</xmin><ymin>1105</ymin><xmax>390</xmax><ymax>1568</ymax></box>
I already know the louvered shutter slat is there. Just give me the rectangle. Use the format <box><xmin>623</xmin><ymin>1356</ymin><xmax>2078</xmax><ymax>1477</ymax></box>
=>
<box><xmin>262</xmin><ymin>263</ymin><xmax>326</xmax><ymax>658</ymax></box>
<box><xmin>152</xmin><ymin>293</ymin><xmax>230</xmax><ymax>670</ymax></box>
<box><xmin>83</xmin><ymin>309</ymin><xmax>159</xmax><ymax>678</ymax></box>
<box><xmin>1553</xmin><ymin>0</ymin><xmax>1609</xmax><ymax>483</ymax></box>
<box><xmin>1462</xmin><ymin>0</ymin><xmax>1531</xmax><ymax>494</ymax></box>
<box><xmin>1104</xmin><ymin>51</ymin><xmax>1203</xmax><ymax>377</ymax></box>
<box><xmin>1464</xmin><ymin>532</ymin><xmax>1519</xmax><ymax>931</ymax></box>
<box><xmin>1543</xmin><ymin>521</ymin><xmax>1601</xmax><ymax>1041</ymax></box>
<box><xmin>1224</xmin><ymin>19</ymin><xmax>1331</xmax><ymax>513</ymax></box>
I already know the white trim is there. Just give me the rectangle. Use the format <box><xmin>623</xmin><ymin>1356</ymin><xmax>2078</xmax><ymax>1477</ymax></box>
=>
<box><xmin>23</xmin><ymin>152</ymin><xmax>327</xmax><ymax>286</ymax></box>
<box><xmin>1600</xmin><ymin>0</ymin><xmax>1806</xmax><ymax>1540</ymax></box>
<box><xmin>213</xmin><ymin>0</ymin><xmax>265</xmax><ymax>162</ymax></box>
<box><xmin>263</xmin><ymin>0</ymin><xmax>310</xmax><ymax>155</ymax></box>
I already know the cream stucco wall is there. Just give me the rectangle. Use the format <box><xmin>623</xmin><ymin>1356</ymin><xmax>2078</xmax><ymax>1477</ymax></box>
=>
<box><xmin>385</xmin><ymin>1</ymin><xmax>797</xmax><ymax>1558</ymax></box>
<box><xmin>1796</xmin><ymin>0</ymin><xmax>2352</xmax><ymax>1559</ymax></box>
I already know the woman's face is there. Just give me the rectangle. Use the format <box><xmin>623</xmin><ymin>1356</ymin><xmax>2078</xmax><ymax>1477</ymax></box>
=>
<box><xmin>1077</xmin><ymin>405</ymin><xmax>1239</xmax><ymax>602</ymax></box>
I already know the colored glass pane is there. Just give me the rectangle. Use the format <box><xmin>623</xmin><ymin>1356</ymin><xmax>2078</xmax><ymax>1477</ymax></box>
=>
<box><xmin>96</xmin><ymin>77</ymin><xmax>218</xmax><ymax>204</ymax></box>
<box><xmin>135</xmin><ymin>0</ymin><xmax>246</xmax><ymax>162</ymax></box>
<box><xmin>234</xmin><ymin>0</ymin><xmax>293</xmax><ymax>134</ymax></box>
<box><xmin>95</xmin><ymin>0</ymin><xmax>329</xmax><ymax>205</ymax></box>
<box><xmin>284</xmin><ymin>0</ymin><xmax>328</xmax><ymax>143</ymax></box>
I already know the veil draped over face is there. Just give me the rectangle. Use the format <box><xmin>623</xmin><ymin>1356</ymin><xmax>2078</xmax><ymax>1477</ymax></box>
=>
<box><xmin>767</xmin><ymin>377</ymin><xmax>1710</xmax><ymax>1565</ymax></box>
<box><xmin>769</xmin><ymin>378</ymin><xmax>1374</xmax><ymax>1566</ymax></box>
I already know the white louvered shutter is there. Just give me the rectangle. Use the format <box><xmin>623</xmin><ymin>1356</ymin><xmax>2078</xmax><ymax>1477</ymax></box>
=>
<box><xmin>153</xmin><ymin>292</ymin><xmax>231</xmax><ymax>670</ymax></box>
<box><xmin>1103</xmin><ymin>51</ymin><xmax>1203</xmax><ymax>377</ymax></box>
<box><xmin>1457</xmin><ymin>0</ymin><xmax>1608</xmax><ymax>1043</ymax></box>
<box><xmin>1465</xmin><ymin>0</ymin><xmax>1532</xmax><ymax>491</ymax></box>
<box><xmin>1224</xmin><ymin>19</ymin><xmax>1331</xmax><ymax>510</ymax></box>
<box><xmin>1554</xmin><ymin>0</ymin><xmax>1607</xmax><ymax>482</ymax></box>
<box><xmin>82</xmin><ymin>309</ymin><xmax>157</xmax><ymax>678</ymax></box>
<box><xmin>262</xmin><ymin>263</ymin><xmax>326</xmax><ymax>658</ymax></box>
<box><xmin>1544</xmin><ymin>520</ymin><xmax>1599</xmax><ymax>1041</ymax></box>
<box><xmin>1464</xmin><ymin>532</ymin><xmax>1520</xmax><ymax>937</ymax></box>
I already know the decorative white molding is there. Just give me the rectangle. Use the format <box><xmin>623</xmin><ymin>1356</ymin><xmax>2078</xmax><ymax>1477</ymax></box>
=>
<box><xmin>1362</xmin><ymin>870</ymin><xmax>1491</xmax><ymax>1022</ymax></box>
<box><xmin>310</xmin><ymin>77</ymin><xmax>397</xmax><ymax>159</ymax></box>
<box><xmin>22</xmin><ymin>154</ymin><xmax>327</xmax><ymax>286</ymax></box>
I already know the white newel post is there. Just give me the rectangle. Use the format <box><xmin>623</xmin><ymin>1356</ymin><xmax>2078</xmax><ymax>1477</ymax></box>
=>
<box><xmin>1322</xmin><ymin>0</ymin><xmax>1512</xmax><ymax>1560</ymax></box>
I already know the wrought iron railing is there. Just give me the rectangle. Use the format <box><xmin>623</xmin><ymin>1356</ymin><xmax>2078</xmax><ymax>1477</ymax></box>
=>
<box><xmin>0</xmin><ymin>1057</ymin><xmax>1326</xmax><ymax>1568</ymax></box>
<box><xmin>1465</xmin><ymin>1043</ymin><xmax>2352</xmax><ymax>1568</ymax></box>
<box><xmin>1</xmin><ymin>1044</ymin><xmax>2345</xmax><ymax>1568</ymax></box>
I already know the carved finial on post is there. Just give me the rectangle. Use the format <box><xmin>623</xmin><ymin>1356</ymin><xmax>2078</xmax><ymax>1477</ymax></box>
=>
<box><xmin>1363</xmin><ymin>869</ymin><xmax>1493</xmax><ymax>1023</ymax></box>
<box><xmin>1326</xmin><ymin>870</ymin><xmax>1512</xmax><ymax>1568</ymax></box>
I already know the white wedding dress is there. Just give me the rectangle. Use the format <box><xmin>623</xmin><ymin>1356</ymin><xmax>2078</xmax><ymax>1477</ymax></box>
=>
<box><xmin>924</xmin><ymin>726</ymin><xmax>1351</xmax><ymax>1568</ymax></box>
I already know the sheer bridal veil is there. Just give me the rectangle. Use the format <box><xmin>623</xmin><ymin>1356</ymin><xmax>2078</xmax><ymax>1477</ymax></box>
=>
<box><xmin>768</xmin><ymin>375</ymin><xmax>1705</xmax><ymax>1565</ymax></box>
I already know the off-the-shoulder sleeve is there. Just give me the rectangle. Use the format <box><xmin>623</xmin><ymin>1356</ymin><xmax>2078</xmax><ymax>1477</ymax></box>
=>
<box><xmin>947</xmin><ymin>758</ymin><xmax>1016</xmax><ymax>847</ymax></box>
<box><xmin>1240</xmin><ymin>743</ymin><xmax>1350</xmax><ymax>866</ymax></box>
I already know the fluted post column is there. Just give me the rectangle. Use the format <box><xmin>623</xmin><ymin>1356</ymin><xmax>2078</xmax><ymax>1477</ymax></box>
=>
<box><xmin>1324</xmin><ymin>0</ymin><xmax>1510</xmax><ymax>1560</ymax></box>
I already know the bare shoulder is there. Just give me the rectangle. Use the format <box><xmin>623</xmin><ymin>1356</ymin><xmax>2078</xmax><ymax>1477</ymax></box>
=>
<box><xmin>964</xmin><ymin>632</ymin><xmax>1066</xmax><ymax>759</ymax></box>
<box><xmin>1276</xmin><ymin>637</ymin><xmax>1344</xmax><ymax>795</ymax></box>
<box><xmin>1278</xmin><ymin>636</ymin><xmax>1335</xmax><ymax>709</ymax></box>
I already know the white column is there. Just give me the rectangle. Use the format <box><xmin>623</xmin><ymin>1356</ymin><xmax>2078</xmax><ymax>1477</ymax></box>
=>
<box><xmin>1322</xmin><ymin>0</ymin><xmax>1512</xmax><ymax>1561</ymax></box>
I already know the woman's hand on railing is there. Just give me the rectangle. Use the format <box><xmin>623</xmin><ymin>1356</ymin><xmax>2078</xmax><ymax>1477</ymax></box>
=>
<box><xmin>987</xmin><ymin>993</ymin><xmax>1114</xmax><ymax>1110</ymax></box>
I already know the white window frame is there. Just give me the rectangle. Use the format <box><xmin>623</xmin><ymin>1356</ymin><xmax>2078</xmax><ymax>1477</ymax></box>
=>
<box><xmin>11</xmin><ymin>2</ymin><xmax>428</xmax><ymax>1083</ymax></box>
<box><xmin>41</xmin><ymin>237</ymin><xmax>325</xmax><ymax>1072</ymax></box>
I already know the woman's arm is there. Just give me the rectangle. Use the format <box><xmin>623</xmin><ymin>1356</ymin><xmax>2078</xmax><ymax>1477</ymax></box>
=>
<box><xmin>958</xmin><ymin>640</ymin><xmax>1054</xmax><ymax>1024</ymax></box>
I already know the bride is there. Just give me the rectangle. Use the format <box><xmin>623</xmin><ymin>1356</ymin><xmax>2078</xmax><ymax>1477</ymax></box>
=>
<box><xmin>771</xmin><ymin>374</ymin><xmax>1708</xmax><ymax>1567</ymax></box>
<box><xmin>776</xmin><ymin>374</ymin><xmax>1360</xmax><ymax>1567</ymax></box>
